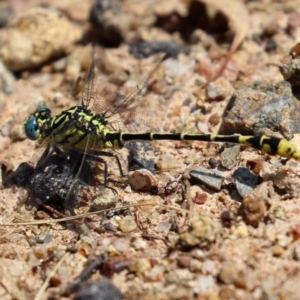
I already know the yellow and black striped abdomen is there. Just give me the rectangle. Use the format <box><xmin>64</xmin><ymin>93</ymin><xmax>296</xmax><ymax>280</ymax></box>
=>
<box><xmin>238</xmin><ymin>134</ymin><xmax>300</xmax><ymax>160</ymax></box>
<box><xmin>119</xmin><ymin>132</ymin><xmax>300</xmax><ymax>160</ymax></box>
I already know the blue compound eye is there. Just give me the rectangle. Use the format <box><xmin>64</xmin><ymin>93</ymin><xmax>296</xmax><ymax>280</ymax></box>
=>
<box><xmin>24</xmin><ymin>115</ymin><xmax>39</xmax><ymax>140</ymax></box>
<box><xmin>24</xmin><ymin>106</ymin><xmax>51</xmax><ymax>140</ymax></box>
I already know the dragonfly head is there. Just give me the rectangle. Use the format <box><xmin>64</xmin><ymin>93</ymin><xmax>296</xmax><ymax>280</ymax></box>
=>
<box><xmin>24</xmin><ymin>106</ymin><xmax>51</xmax><ymax>140</ymax></box>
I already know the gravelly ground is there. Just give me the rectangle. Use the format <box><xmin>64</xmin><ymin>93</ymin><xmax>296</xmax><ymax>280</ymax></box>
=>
<box><xmin>1</xmin><ymin>1</ymin><xmax>300</xmax><ymax>299</ymax></box>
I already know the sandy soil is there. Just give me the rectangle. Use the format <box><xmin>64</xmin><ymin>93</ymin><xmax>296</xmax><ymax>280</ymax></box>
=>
<box><xmin>1</xmin><ymin>0</ymin><xmax>300</xmax><ymax>299</ymax></box>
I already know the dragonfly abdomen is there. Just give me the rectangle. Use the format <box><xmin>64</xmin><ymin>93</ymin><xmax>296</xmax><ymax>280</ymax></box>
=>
<box><xmin>119</xmin><ymin>132</ymin><xmax>300</xmax><ymax>160</ymax></box>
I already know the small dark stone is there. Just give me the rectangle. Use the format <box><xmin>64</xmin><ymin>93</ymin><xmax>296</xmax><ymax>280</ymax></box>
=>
<box><xmin>34</xmin><ymin>232</ymin><xmax>52</xmax><ymax>244</ymax></box>
<box><xmin>73</xmin><ymin>279</ymin><xmax>123</xmax><ymax>300</ymax></box>
<box><xmin>265</xmin><ymin>38</ymin><xmax>277</xmax><ymax>53</ymax></box>
<box><xmin>220</xmin><ymin>210</ymin><xmax>237</xmax><ymax>227</ymax></box>
<box><xmin>233</xmin><ymin>167</ymin><xmax>259</xmax><ymax>198</ymax></box>
<box><xmin>208</xmin><ymin>157</ymin><xmax>218</xmax><ymax>168</ymax></box>
<box><xmin>129</xmin><ymin>41</ymin><xmax>189</xmax><ymax>59</ymax></box>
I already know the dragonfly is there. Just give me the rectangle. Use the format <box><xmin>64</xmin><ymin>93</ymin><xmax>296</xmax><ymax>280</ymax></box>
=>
<box><xmin>24</xmin><ymin>51</ymin><xmax>300</xmax><ymax>193</ymax></box>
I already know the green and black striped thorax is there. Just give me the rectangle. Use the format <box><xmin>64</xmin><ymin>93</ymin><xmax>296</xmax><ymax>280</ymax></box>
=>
<box><xmin>25</xmin><ymin>105</ymin><xmax>123</xmax><ymax>151</ymax></box>
<box><xmin>44</xmin><ymin>105</ymin><xmax>108</xmax><ymax>135</ymax></box>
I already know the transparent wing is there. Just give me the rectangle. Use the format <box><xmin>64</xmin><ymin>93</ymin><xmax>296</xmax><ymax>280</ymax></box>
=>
<box><xmin>82</xmin><ymin>49</ymin><xmax>171</xmax><ymax>132</ymax></box>
<box><xmin>81</xmin><ymin>48</ymin><xmax>97</xmax><ymax>108</ymax></box>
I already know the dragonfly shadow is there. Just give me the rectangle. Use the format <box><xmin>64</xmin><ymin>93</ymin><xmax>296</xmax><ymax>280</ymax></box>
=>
<box><xmin>3</xmin><ymin>149</ymin><xmax>105</xmax><ymax>216</ymax></box>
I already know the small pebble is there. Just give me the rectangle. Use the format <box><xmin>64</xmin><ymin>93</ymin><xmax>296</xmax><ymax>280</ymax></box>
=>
<box><xmin>132</xmin><ymin>238</ymin><xmax>147</xmax><ymax>250</ymax></box>
<box><xmin>193</xmin><ymin>191</ymin><xmax>208</xmax><ymax>205</ymax></box>
<box><xmin>156</xmin><ymin>220</ymin><xmax>171</xmax><ymax>232</ymax></box>
<box><xmin>220</xmin><ymin>145</ymin><xmax>240</xmax><ymax>169</ymax></box>
<box><xmin>145</xmin><ymin>264</ymin><xmax>165</xmax><ymax>281</ymax></box>
<box><xmin>273</xmin><ymin>245</ymin><xmax>284</xmax><ymax>257</ymax></box>
<box><xmin>221</xmin><ymin>210</ymin><xmax>237</xmax><ymax>227</ymax></box>
<box><xmin>272</xmin><ymin>206</ymin><xmax>287</xmax><ymax>220</ymax></box>
<box><xmin>239</xmin><ymin>194</ymin><xmax>266</xmax><ymax>227</ymax></box>
<box><xmin>208</xmin><ymin>157</ymin><xmax>218</xmax><ymax>168</ymax></box>
<box><xmin>35</xmin><ymin>232</ymin><xmax>52</xmax><ymax>244</ymax></box>
<box><xmin>275</xmin><ymin>234</ymin><xmax>292</xmax><ymax>248</ymax></box>
<box><xmin>233</xmin><ymin>167</ymin><xmax>259</xmax><ymax>198</ymax></box>
<box><xmin>218</xmin><ymin>263</ymin><xmax>237</xmax><ymax>284</ymax></box>
<box><xmin>127</xmin><ymin>169</ymin><xmax>157</xmax><ymax>192</ymax></box>
<box><xmin>206</xmin><ymin>78</ymin><xmax>230</xmax><ymax>101</ymax></box>
<box><xmin>133</xmin><ymin>258</ymin><xmax>152</xmax><ymax>274</ymax></box>
<box><xmin>32</xmin><ymin>244</ymin><xmax>49</xmax><ymax>260</ymax></box>
<box><xmin>190</xmin><ymin>167</ymin><xmax>224</xmax><ymax>191</ymax></box>
<box><xmin>166</xmin><ymin>268</ymin><xmax>194</xmax><ymax>284</ymax></box>
<box><xmin>73</xmin><ymin>279</ymin><xmax>123</xmax><ymax>300</ymax></box>
<box><xmin>53</xmin><ymin>249</ymin><xmax>66</xmax><ymax>261</ymax></box>
<box><xmin>177</xmin><ymin>255</ymin><xmax>191</xmax><ymax>268</ymax></box>
<box><xmin>112</xmin><ymin>238</ymin><xmax>130</xmax><ymax>253</ymax></box>
<box><xmin>208</xmin><ymin>113</ymin><xmax>220</xmax><ymax>127</ymax></box>
<box><xmin>177</xmin><ymin>215</ymin><xmax>222</xmax><ymax>249</ymax></box>
<box><xmin>102</xmin><ymin>223</ymin><xmax>119</xmax><ymax>232</ymax></box>
<box><xmin>90</xmin><ymin>187</ymin><xmax>118</xmax><ymax>211</ymax></box>
<box><xmin>118</xmin><ymin>215</ymin><xmax>137</xmax><ymax>232</ymax></box>
<box><xmin>229</xmin><ymin>224</ymin><xmax>249</xmax><ymax>239</ymax></box>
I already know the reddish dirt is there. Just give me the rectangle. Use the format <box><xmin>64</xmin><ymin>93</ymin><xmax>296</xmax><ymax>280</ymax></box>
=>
<box><xmin>1</xmin><ymin>1</ymin><xmax>300</xmax><ymax>299</ymax></box>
